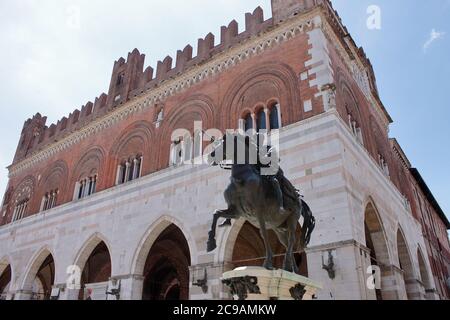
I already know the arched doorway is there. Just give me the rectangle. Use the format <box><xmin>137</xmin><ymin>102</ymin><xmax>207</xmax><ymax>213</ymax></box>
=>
<box><xmin>364</xmin><ymin>202</ymin><xmax>391</xmax><ymax>300</ymax></box>
<box><xmin>0</xmin><ymin>263</ymin><xmax>11</xmax><ymax>300</ymax></box>
<box><xmin>31</xmin><ymin>254</ymin><xmax>55</xmax><ymax>300</ymax></box>
<box><xmin>418</xmin><ymin>248</ymin><xmax>432</xmax><ymax>299</ymax></box>
<box><xmin>142</xmin><ymin>224</ymin><xmax>191</xmax><ymax>300</ymax></box>
<box><xmin>396</xmin><ymin>228</ymin><xmax>415</xmax><ymax>299</ymax></box>
<box><xmin>231</xmin><ymin>221</ymin><xmax>308</xmax><ymax>276</ymax></box>
<box><xmin>78</xmin><ymin>241</ymin><xmax>112</xmax><ymax>300</ymax></box>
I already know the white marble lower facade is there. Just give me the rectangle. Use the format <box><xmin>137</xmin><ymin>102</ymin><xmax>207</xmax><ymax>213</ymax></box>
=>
<box><xmin>0</xmin><ymin>109</ymin><xmax>438</xmax><ymax>300</ymax></box>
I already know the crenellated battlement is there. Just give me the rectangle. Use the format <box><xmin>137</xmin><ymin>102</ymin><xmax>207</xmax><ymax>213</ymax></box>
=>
<box><xmin>3</xmin><ymin>2</ymin><xmax>448</xmax><ymax>301</ymax></box>
<box><xmin>13</xmin><ymin>1</ymin><xmax>368</xmax><ymax>166</ymax></box>
<box><xmin>12</xmin><ymin>6</ymin><xmax>279</xmax><ymax>163</ymax></box>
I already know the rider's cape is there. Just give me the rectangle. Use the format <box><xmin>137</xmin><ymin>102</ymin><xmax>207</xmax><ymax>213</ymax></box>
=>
<box><xmin>276</xmin><ymin>169</ymin><xmax>302</xmax><ymax>213</ymax></box>
<box><xmin>257</xmin><ymin>140</ymin><xmax>302</xmax><ymax>214</ymax></box>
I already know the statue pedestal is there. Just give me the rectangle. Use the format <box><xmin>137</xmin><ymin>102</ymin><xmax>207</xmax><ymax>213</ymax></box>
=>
<box><xmin>222</xmin><ymin>267</ymin><xmax>322</xmax><ymax>301</ymax></box>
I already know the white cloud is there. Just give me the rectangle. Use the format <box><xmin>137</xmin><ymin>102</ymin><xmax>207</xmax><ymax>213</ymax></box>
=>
<box><xmin>423</xmin><ymin>29</ymin><xmax>445</xmax><ymax>52</ymax></box>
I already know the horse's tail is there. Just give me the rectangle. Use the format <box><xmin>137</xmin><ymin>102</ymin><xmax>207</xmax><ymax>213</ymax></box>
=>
<box><xmin>300</xmin><ymin>200</ymin><xmax>315</xmax><ymax>248</ymax></box>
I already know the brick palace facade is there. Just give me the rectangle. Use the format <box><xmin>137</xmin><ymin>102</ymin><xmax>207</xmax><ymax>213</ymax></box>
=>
<box><xmin>0</xmin><ymin>0</ymin><xmax>449</xmax><ymax>300</ymax></box>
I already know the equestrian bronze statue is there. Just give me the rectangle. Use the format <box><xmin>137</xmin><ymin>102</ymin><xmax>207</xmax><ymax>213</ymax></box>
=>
<box><xmin>206</xmin><ymin>132</ymin><xmax>315</xmax><ymax>273</ymax></box>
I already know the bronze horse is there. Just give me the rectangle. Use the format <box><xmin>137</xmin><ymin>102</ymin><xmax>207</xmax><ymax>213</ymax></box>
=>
<box><xmin>206</xmin><ymin>133</ymin><xmax>315</xmax><ymax>273</ymax></box>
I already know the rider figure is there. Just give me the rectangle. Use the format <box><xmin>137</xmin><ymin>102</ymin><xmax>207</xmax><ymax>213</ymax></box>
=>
<box><xmin>259</xmin><ymin>144</ymin><xmax>286</xmax><ymax>215</ymax></box>
<box><xmin>219</xmin><ymin>136</ymin><xmax>286</xmax><ymax>228</ymax></box>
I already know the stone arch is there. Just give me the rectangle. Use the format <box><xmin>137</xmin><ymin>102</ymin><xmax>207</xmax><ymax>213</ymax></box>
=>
<box><xmin>0</xmin><ymin>256</ymin><xmax>12</xmax><ymax>299</ymax></box>
<box><xmin>336</xmin><ymin>67</ymin><xmax>372</xmax><ymax>144</ymax></box>
<box><xmin>36</xmin><ymin>160</ymin><xmax>69</xmax><ymax>207</ymax></box>
<box><xmin>221</xmin><ymin>219</ymin><xmax>308</xmax><ymax>276</ymax></box>
<box><xmin>335</xmin><ymin>68</ymin><xmax>369</xmax><ymax>146</ymax></box>
<box><xmin>341</xmin><ymin>83</ymin><xmax>361</xmax><ymax>117</ymax></box>
<box><xmin>132</xmin><ymin>215</ymin><xmax>197</xmax><ymax>277</ymax></box>
<box><xmin>417</xmin><ymin>246</ymin><xmax>432</xmax><ymax>299</ymax></box>
<box><xmin>70</xmin><ymin>146</ymin><xmax>106</xmax><ymax>193</ymax></box>
<box><xmin>369</xmin><ymin>116</ymin><xmax>390</xmax><ymax>162</ymax></box>
<box><xmin>253</xmin><ymin>102</ymin><xmax>266</xmax><ymax>114</ymax></box>
<box><xmin>8</xmin><ymin>175</ymin><xmax>36</xmax><ymax>221</ymax></box>
<box><xmin>157</xmin><ymin>95</ymin><xmax>216</xmax><ymax>170</ymax></box>
<box><xmin>221</xmin><ymin>62</ymin><xmax>301</xmax><ymax>130</ymax></box>
<box><xmin>20</xmin><ymin>246</ymin><xmax>55</xmax><ymax>300</ymax></box>
<box><xmin>133</xmin><ymin>217</ymin><xmax>193</xmax><ymax>300</ymax></box>
<box><xmin>221</xmin><ymin>218</ymin><xmax>247</xmax><ymax>268</ymax></box>
<box><xmin>396</xmin><ymin>226</ymin><xmax>415</xmax><ymax>299</ymax></box>
<box><xmin>0</xmin><ymin>256</ymin><xmax>11</xmax><ymax>277</ymax></box>
<box><xmin>73</xmin><ymin>233</ymin><xmax>112</xmax><ymax>300</ymax></box>
<box><xmin>108</xmin><ymin>120</ymin><xmax>155</xmax><ymax>184</ymax></box>
<box><xmin>390</xmin><ymin>160</ymin><xmax>414</xmax><ymax>214</ymax></box>
<box><xmin>342</xmin><ymin>84</ymin><xmax>362</xmax><ymax>126</ymax></box>
<box><xmin>72</xmin><ymin>146</ymin><xmax>106</xmax><ymax>182</ymax></box>
<box><xmin>239</xmin><ymin>108</ymin><xmax>254</xmax><ymax>120</ymax></box>
<box><xmin>15</xmin><ymin>175</ymin><xmax>36</xmax><ymax>197</ymax></box>
<box><xmin>335</xmin><ymin>69</ymin><xmax>359</xmax><ymax>114</ymax></box>
<box><xmin>39</xmin><ymin>160</ymin><xmax>69</xmax><ymax>191</ymax></box>
<box><xmin>363</xmin><ymin>198</ymin><xmax>392</xmax><ymax>300</ymax></box>
<box><xmin>73</xmin><ymin>232</ymin><xmax>113</xmax><ymax>274</ymax></box>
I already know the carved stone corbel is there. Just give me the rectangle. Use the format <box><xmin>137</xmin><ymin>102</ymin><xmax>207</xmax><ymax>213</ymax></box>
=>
<box><xmin>222</xmin><ymin>276</ymin><xmax>261</xmax><ymax>300</ymax></box>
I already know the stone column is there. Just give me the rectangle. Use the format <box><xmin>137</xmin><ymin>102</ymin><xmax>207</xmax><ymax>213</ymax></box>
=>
<box><xmin>305</xmin><ymin>240</ymin><xmax>365</xmax><ymax>300</ymax></box>
<box><xmin>276</xmin><ymin>104</ymin><xmax>282</xmax><ymax>128</ymax></box>
<box><xmin>113</xmin><ymin>274</ymin><xmax>144</xmax><ymax>300</ymax></box>
<box><xmin>62</xmin><ymin>288</ymin><xmax>80</xmax><ymax>300</ymax></box>
<box><xmin>83</xmin><ymin>179</ymin><xmax>90</xmax><ymax>198</ymax></box>
<box><xmin>124</xmin><ymin>162</ymin><xmax>131</xmax><ymax>183</ymax></box>
<box><xmin>238</xmin><ymin>119</ymin><xmax>245</xmax><ymax>132</ymax></box>
<box><xmin>379</xmin><ymin>264</ymin><xmax>404</xmax><ymax>300</ymax></box>
<box><xmin>425</xmin><ymin>288</ymin><xmax>440</xmax><ymax>300</ymax></box>
<box><xmin>39</xmin><ymin>195</ymin><xmax>47</xmax><ymax>212</ymax></box>
<box><xmin>404</xmin><ymin>278</ymin><xmax>425</xmax><ymax>300</ymax></box>
<box><xmin>73</xmin><ymin>181</ymin><xmax>80</xmax><ymax>200</ymax></box>
<box><xmin>264</xmin><ymin>107</ymin><xmax>270</xmax><ymax>131</ymax></box>
<box><xmin>132</xmin><ymin>158</ymin><xmax>139</xmax><ymax>180</ymax></box>
<box><xmin>139</xmin><ymin>156</ymin><xmax>144</xmax><ymax>178</ymax></box>
<box><xmin>14</xmin><ymin>290</ymin><xmax>33</xmax><ymax>300</ymax></box>
<box><xmin>47</xmin><ymin>284</ymin><xmax>79</xmax><ymax>300</ymax></box>
<box><xmin>115</xmin><ymin>165</ymin><xmax>123</xmax><ymax>185</ymax></box>
<box><xmin>2</xmin><ymin>289</ymin><xmax>15</xmax><ymax>300</ymax></box>
<box><xmin>190</xmin><ymin>263</ymin><xmax>232</xmax><ymax>300</ymax></box>
<box><xmin>51</xmin><ymin>191</ymin><xmax>57</xmax><ymax>208</ymax></box>
<box><xmin>251</xmin><ymin>113</ymin><xmax>257</xmax><ymax>132</ymax></box>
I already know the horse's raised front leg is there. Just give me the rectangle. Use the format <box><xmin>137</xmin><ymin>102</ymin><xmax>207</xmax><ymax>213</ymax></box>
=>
<box><xmin>218</xmin><ymin>219</ymin><xmax>232</xmax><ymax>228</ymax></box>
<box><xmin>257</xmin><ymin>217</ymin><xmax>274</xmax><ymax>270</ymax></box>
<box><xmin>207</xmin><ymin>208</ymin><xmax>237</xmax><ymax>252</ymax></box>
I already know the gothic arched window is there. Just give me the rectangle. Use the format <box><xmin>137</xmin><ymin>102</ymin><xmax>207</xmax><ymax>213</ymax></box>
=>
<box><xmin>269</xmin><ymin>104</ymin><xmax>280</xmax><ymax>130</ymax></box>
<box><xmin>244</xmin><ymin>113</ymin><xmax>253</xmax><ymax>132</ymax></box>
<box><xmin>76</xmin><ymin>175</ymin><xmax>97</xmax><ymax>200</ymax></box>
<box><xmin>116</xmin><ymin>155</ymin><xmax>143</xmax><ymax>185</ymax></box>
<box><xmin>257</xmin><ymin>109</ymin><xmax>267</xmax><ymax>131</ymax></box>
<box><xmin>41</xmin><ymin>189</ymin><xmax>59</xmax><ymax>212</ymax></box>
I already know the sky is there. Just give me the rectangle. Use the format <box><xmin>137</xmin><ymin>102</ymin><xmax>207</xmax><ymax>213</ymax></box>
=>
<box><xmin>0</xmin><ymin>0</ymin><xmax>448</xmax><ymax>222</ymax></box>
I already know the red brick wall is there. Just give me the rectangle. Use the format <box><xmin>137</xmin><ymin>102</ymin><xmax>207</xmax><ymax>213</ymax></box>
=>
<box><xmin>1</xmin><ymin>31</ymin><xmax>321</xmax><ymax>226</ymax></box>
